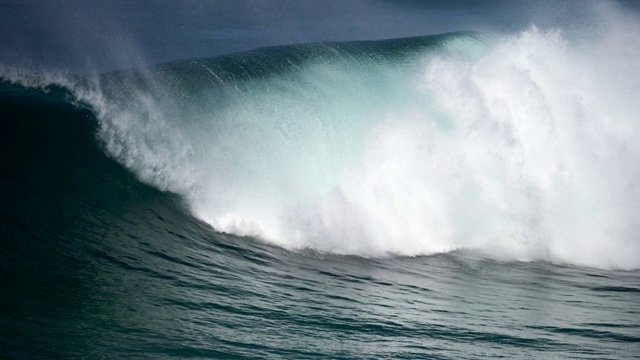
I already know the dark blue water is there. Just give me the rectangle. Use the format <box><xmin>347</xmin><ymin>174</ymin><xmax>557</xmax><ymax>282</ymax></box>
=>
<box><xmin>2</xmin><ymin>2</ymin><xmax>640</xmax><ymax>359</ymax></box>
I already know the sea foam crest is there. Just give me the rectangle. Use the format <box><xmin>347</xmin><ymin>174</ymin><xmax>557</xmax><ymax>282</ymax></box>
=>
<box><xmin>186</xmin><ymin>25</ymin><xmax>640</xmax><ymax>270</ymax></box>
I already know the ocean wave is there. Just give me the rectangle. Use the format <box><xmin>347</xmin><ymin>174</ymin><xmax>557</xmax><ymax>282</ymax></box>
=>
<box><xmin>2</xmin><ymin>28</ymin><xmax>639</xmax><ymax>270</ymax></box>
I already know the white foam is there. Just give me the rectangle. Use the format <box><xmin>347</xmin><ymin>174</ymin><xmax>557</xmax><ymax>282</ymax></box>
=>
<box><xmin>181</xmin><ymin>23</ymin><xmax>640</xmax><ymax>270</ymax></box>
<box><xmin>5</xmin><ymin>13</ymin><xmax>639</xmax><ymax>270</ymax></box>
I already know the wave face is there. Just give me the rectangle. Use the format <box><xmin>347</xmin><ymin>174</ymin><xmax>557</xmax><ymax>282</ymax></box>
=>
<box><xmin>3</xmin><ymin>28</ymin><xmax>640</xmax><ymax>270</ymax></box>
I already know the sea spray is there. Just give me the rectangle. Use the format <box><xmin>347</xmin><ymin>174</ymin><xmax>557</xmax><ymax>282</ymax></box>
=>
<box><xmin>2</xmin><ymin>28</ymin><xmax>639</xmax><ymax>270</ymax></box>
<box><xmin>412</xmin><ymin>26</ymin><xmax>640</xmax><ymax>268</ymax></box>
<box><xmin>188</xmin><ymin>27</ymin><xmax>640</xmax><ymax>269</ymax></box>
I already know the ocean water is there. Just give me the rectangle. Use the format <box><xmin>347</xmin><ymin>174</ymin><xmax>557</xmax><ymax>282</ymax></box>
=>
<box><xmin>2</xmin><ymin>2</ymin><xmax>640</xmax><ymax>359</ymax></box>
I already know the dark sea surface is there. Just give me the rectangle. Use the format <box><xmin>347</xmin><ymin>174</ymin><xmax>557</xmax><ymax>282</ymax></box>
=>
<box><xmin>2</xmin><ymin>1</ymin><xmax>640</xmax><ymax>359</ymax></box>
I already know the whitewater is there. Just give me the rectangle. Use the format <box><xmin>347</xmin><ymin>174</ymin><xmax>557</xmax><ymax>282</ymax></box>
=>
<box><xmin>4</xmin><ymin>23</ymin><xmax>640</xmax><ymax>270</ymax></box>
